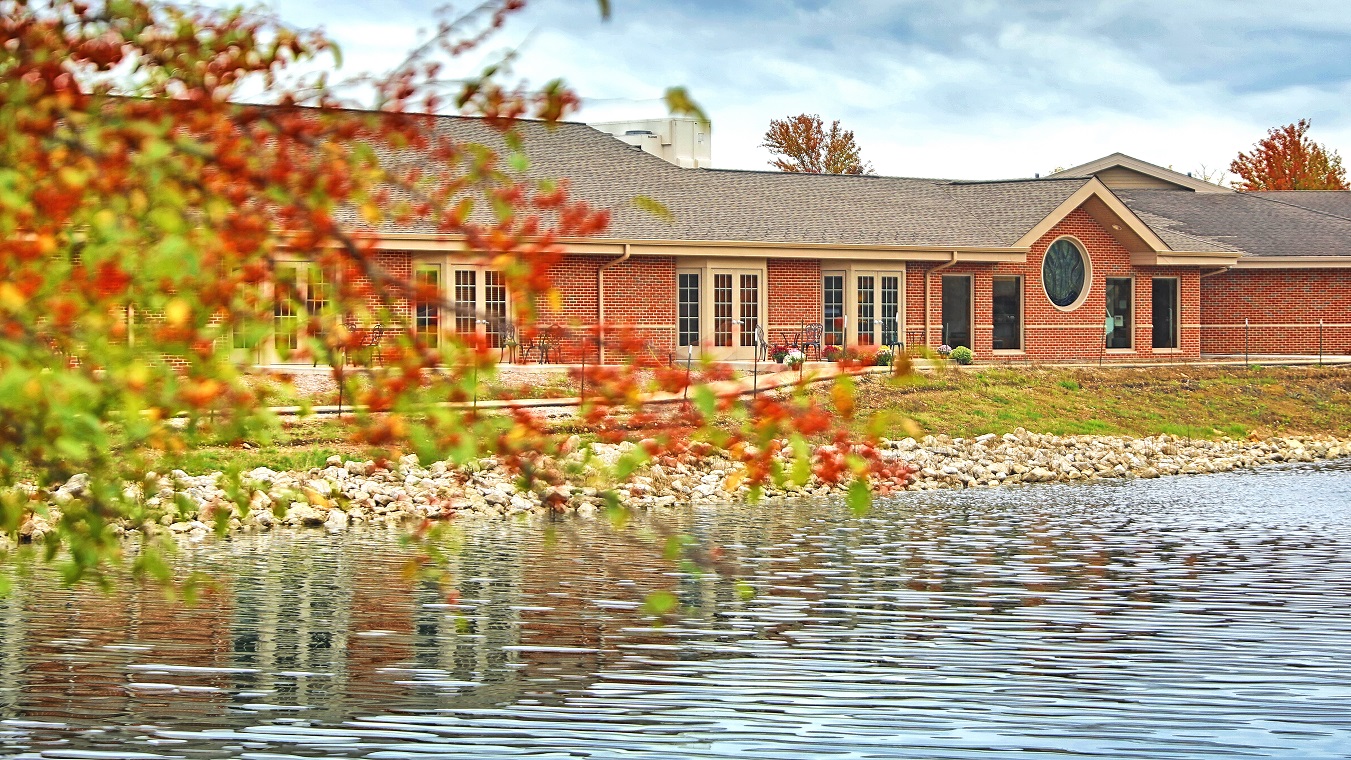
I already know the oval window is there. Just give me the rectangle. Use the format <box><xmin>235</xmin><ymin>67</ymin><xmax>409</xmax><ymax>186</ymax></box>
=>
<box><xmin>1042</xmin><ymin>238</ymin><xmax>1088</xmax><ymax>309</ymax></box>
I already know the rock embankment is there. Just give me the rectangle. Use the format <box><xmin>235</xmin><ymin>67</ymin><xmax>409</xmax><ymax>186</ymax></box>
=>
<box><xmin>889</xmin><ymin>430</ymin><xmax>1349</xmax><ymax>489</ymax></box>
<box><xmin>13</xmin><ymin>432</ymin><xmax>1350</xmax><ymax>542</ymax></box>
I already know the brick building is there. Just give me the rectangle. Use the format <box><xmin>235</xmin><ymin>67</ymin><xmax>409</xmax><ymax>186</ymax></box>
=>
<box><xmin>268</xmin><ymin>118</ymin><xmax>1351</xmax><ymax>364</ymax></box>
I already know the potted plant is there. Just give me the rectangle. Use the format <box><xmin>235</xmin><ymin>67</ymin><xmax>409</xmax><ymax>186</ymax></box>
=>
<box><xmin>949</xmin><ymin>346</ymin><xmax>974</xmax><ymax>365</ymax></box>
<box><xmin>874</xmin><ymin>348</ymin><xmax>893</xmax><ymax>366</ymax></box>
<box><xmin>822</xmin><ymin>345</ymin><xmax>842</xmax><ymax>362</ymax></box>
<box><xmin>769</xmin><ymin>344</ymin><xmax>789</xmax><ymax>363</ymax></box>
<box><xmin>784</xmin><ymin>348</ymin><xmax>805</xmax><ymax>369</ymax></box>
<box><xmin>936</xmin><ymin>344</ymin><xmax>953</xmax><ymax>357</ymax></box>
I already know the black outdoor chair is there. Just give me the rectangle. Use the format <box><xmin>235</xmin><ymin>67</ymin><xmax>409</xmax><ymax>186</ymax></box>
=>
<box><xmin>539</xmin><ymin>324</ymin><xmax>566</xmax><ymax>363</ymax></box>
<box><xmin>344</xmin><ymin>319</ymin><xmax>383</xmax><ymax>366</ymax></box>
<box><xmin>754</xmin><ymin>323</ymin><xmax>770</xmax><ymax>362</ymax></box>
<box><xmin>500</xmin><ymin>321</ymin><xmax>518</xmax><ymax>363</ymax></box>
<box><xmin>799</xmin><ymin>323</ymin><xmax>823</xmax><ymax>361</ymax></box>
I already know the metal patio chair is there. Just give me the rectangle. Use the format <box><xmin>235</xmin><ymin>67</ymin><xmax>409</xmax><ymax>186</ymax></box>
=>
<box><xmin>799</xmin><ymin>322</ymin><xmax>823</xmax><ymax>361</ymax></box>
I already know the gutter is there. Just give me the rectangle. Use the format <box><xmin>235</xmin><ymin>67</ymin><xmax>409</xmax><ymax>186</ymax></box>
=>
<box><xmin>1198</xmin><ymin>266</ymin><xmax>1231</xmax><ymax>280</ymax></box>
<box><xmin>923</xmin><ymin>251</ymin><xmax>960</xmax><ymax>349</ymax></box>
<box><xmin>596</xmin><ymin>243</ymin><xmax>631</xmax><ymax>364</ymax></box>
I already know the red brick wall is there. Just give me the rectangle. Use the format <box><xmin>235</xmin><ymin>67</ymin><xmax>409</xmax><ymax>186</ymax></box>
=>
<box><xmin>766</xmin><ymin>258</ymin><xmax>821</xmax><ymax>331</ymax></box>
<box><xmin>906</xmin><ymin>208</ymin><xmax>1202</xmax><ymax>360</ymax></box>
<box><xmin>1200</xmin><ymin>267</ymin><xmax>1351</xmax><ymax>355</ymax></box>
<box><xmin>536</xmin><ymin>253</ymin><xmax>676</xmax><ymax>363</ymax></box>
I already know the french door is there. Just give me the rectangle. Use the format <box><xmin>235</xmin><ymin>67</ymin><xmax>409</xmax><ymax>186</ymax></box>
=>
<box><xmin>710</xmin><ymin>268</ymin><xmax>761</xmax><ymax>361</ymax></box>
<box><xmin>855</xmin><ymin>271</ymin><xmax>902</xmax><ymax>347</ymax></box>
<box><xmin>418</xmin><ymin>263</ymin><xmax>509</xmax><ymax>349</ymax></box>
<box><xmin>270</xmin><ymin>262</ymin><xmax>330</xmax><ymax>363</ymax></box>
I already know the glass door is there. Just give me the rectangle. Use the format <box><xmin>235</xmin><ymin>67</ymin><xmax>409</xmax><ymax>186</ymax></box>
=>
<box><xmin>941</xmin><ymin>275</ymin><xmax>972</xmax><ymax>350</ymax></box>
<box><xmin>1105</xmin><ymin>277</ymin><xmax>1133</xmax><ymax>349</ymax></box>
<box><xmin>448</xmin><ymin>266</ymin><xmax>509</xmax><ymax>348</ymax></box>
<box><xmin>1152</xmin><ymin>278</ymin><xmax>1179</xmax><ymax>349</ymax></box>
<box><xmin>272</xmin><ymin>262</ymin><xmax>328</xmax><ymax>363</ymax></box>
<box><xmin>855</xmin><ymin>271</ymin><xmax>902</xmax><ymax>347</ymax></box>
<box><xmin>710</xmin><ymin>268</ymin><xmax>760</xmax><ymax>360</ymax></box>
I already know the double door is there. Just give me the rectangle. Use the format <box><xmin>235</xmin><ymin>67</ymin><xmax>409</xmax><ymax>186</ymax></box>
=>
<box><xmin>416</xmin><ymin>262</ymin><xmax>509</xmax><ymax>349</ymax></box>
<box><xmin>678</xmin><ymin>266</ymin><xmax>762</xmax><ymax>361</ymax></box>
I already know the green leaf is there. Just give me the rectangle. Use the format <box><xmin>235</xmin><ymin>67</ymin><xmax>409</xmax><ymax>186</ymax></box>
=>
<box><xmin>663</xmin><ymin>86</ymin><xmax>709</xmax><ymax>125</ymax></box>
<box><xmin>735</xmin><ymin>580</ymin><xmax>757</xmax><ymax>601</ymax></box>
<box><xmin>633</xmin><ymin>195</ymin><xmax>672</xmax><ymax>222</ymax></box>
<box><xmin>691</xmin><ymin>385</ymin><xmax>716</xmax><ymax>418</ymax></box>
<box><xmin>614</xmin><ymin>447</ymin><xmax>649</xmax><ymax>480</ymax></box>
<box><xmin>595</xmin><ymin>0</ymin><xmax>611</xmax><ymax>20</ymax></box>
<box><xmin>641</xmin><ymin>590</ymin><xmax>678</xmax><ymax>616</ymax></box>
<box><xmin>507</xmin><ymin>152</ymin><xmax>529</xmax><ymax>172</ymax></box>
<box><xmin>846</xmin><ymin>478</ymin><xmax>871</xmax><ymax>517</ymax></box>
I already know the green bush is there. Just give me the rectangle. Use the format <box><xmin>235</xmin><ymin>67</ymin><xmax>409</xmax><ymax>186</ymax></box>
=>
<box><xmin>875</xmin><ymin>349</ymin><xmax>893</xmax><ymax>366</ymax></box>
<box><xmin>949</xmin><ymin>346</ymin><xmax>974</xmax><ymax>365</ymax></box>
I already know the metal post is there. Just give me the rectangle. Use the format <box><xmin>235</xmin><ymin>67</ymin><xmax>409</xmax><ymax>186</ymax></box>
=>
<box><xmin>1244</xmin><ymin>317</ymin><xmax>1250</xmax><ymax>367</ymax></box>
<box><xmin>580</xmin><ymin>336</ymin><xmax>587</xmax><ymax>404</ymax></box>
<box><xmin>1319</xmin><ymin>319</ymin><xmax>1324</xmax><ymax>365</ymax></box>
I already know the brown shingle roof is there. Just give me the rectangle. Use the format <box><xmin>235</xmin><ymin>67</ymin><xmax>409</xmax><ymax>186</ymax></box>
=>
<box><xmin>1116</xmin><ymin>189</ymin><xmax>1351</xmax><ymax>257</ymax></box>
<box><xmin>367</xmin><ymin>116</ymin><xmax>1092</xmax><ymax>248</ymax></box>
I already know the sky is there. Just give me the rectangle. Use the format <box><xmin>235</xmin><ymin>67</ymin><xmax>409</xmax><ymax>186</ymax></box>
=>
<box><xmin>228</xmin><ymin>0</ymin><xmax>1351</xmax><ymax>182</ymax></box>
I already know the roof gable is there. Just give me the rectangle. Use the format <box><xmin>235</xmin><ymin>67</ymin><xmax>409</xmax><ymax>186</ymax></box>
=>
<box><xmin>1050</xmin><ymin>153</ymin><xmax>1233</xmax><ymax>194</ymax></box>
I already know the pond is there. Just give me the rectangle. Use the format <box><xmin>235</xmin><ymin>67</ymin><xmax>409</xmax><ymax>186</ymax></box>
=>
<box><xmin>2</xmin><ymin>460</ymin><xmax>1350</xmax><ymax>759</ymax></box>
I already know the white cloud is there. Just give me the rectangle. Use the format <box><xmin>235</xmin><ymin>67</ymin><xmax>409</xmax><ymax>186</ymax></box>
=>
<box><xmin>214</xmin><ymin>0</ymin><xmax>1351</xmax><ymax>179</ymax></box>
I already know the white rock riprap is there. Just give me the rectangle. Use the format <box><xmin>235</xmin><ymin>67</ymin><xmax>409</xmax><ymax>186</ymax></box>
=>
<box><xmin>10</xmin><ymin>432</ymin><xmax>1349</xmax><ymax>542</ymax></box>
<box><xmin>884</xmin><ymin>430</ymin><xmax>1350</xmax><ymax>491</ymax></box>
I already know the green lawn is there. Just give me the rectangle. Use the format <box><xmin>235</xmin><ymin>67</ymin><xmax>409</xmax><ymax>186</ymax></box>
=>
<box><xmin>827</xmin><ymin>364</ymin><xmax>1351</xmax><ymax>440</ymax></box>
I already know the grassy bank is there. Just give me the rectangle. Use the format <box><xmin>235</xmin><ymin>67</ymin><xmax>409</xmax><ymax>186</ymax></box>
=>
<box><xmin>159</xmin><ymin>365</ymin><xmax>1349</xmax><ymax>476</ymax></box>
<box><xmin>826</xmin><ymin>364</ymin><xmax>1351</xmax><ymax>440</ymax></box>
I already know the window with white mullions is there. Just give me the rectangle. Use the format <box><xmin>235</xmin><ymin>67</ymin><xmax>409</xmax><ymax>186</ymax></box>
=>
<box><xmin>484</xmin><ymin>270</ymin><xmax>507</xmax><ymax>347</ymax></box>
<box><xmin>414</xmin><ymin>263</ymin><xmax>442</xmax><ymax>348</ymax></box>
<box><xmin>881</xmin><ymin>275</ymin><xmax>900</xmax><ymax>346</ymax></box>
<box><xmin>678</xmin><ymin>272</ymin><xmax>700</xmax><ymax>347</ymax></box>
<box><xmin>857</xmin><ymin>275</ymin><xmax>876</xmax><ymax>345</ymax></box>
<box><xmin>453</xmin><ymin>269</ymin><xmax>477</xmax><ymax>336</ymax></box>
<box><xmin>739</xmin><ymin>273</ymin><xmax>759</xmax><ymax>348</ymax></box>
<box><xmin>823</xmin><ymin>272</ymin><xmax>844</xmax><ymax>345</ymax></box>
<box><xmin>713</xmin><ymin>273</ymin><xmax>733</xmax><ymax>347</ymax></box>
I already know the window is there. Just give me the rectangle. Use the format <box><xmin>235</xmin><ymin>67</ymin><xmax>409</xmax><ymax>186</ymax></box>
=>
<box><xmin>1105</xmin><ymin>277</ymin><xmax>1133</xmax><ymax>349</ymax></box>
<box><xmin>992</xmin><ymin>276</ymin><xmax>1022</xmax><ymax>351</ymax></box>
<box><xmin>713</xmin><ymin>273</ymin><xmax>733</xmax><ymax>347</ymax></box>
<box><xmin>941</xmin><ymin>275</ymin><xmax>972</xmax><ymax>349</ymax></box>
<box><xmin>273</xmin><ymin>262</ymin><xmax>330</xmax><ymax>360</ymax></box>
<box><xmin>823</xmin><ymin>272</ymin><xmax>844</xmax><ymax>345</ymax></box>
<box><xmin>1152</xmin><ymin>277</ymin><xmax>1179</xmax><ymax>349</ymax></box>
<box><xmin>739</xmin><ymin>273</ymin><xmax>759</xmax><ymax>348</ymax></box>
<box><xmin>856</xmin><ymin>275</ymin><xmax>876</xmax><ymax>345</ymax></box>
<box><xmin>453</xmin><ymin>269</ymin><xmax>477</xmax><ymax>336</ymax></box>
<box><xmin>678</xmin><ymin>272</ymin><xmax>700</xmax><ymax>347</ymax></box>
<box><xmin>484</xmin><ymin>270</ymin><xmax>507</xmax><ymax>348</ymax></box>
<box><xmin>881</xmin><ymin>275</ymin><xmax>900</xmax><ymax>347</ymax></box>
<box><xmin>414</xmin><ymin>263</ymin><xmax>441</xmax><ymax>348</ymax></box>
<box><xmin>1043</xmin><ymin>237</ymin><xmax>1090</xmax><ymax>310</ymax></box>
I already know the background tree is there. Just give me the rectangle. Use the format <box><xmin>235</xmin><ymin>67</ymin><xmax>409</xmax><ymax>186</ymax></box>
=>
<box><xmin>1</xmin><ymin>0</ymin><xmax>901</xmax><ymax>584</ymax></box>
<box><xmin>1229</xmin><ymin>119</ymin><xmax>1348</xmax><ymax>191</ymax></box>
<box><xmin>761</xmin><ymin>114</ymin><xmax>874</xmax><ymax>175</ymax></box>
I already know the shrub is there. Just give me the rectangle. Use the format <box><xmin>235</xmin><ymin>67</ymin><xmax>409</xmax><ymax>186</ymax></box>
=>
<box><xmin>936</xmin><ymin>344</ymin><xmax>953</xmax><ymax>357</ymax></box>
<box><xmin>875</xmin><ymin>348</ymin><xmax>893</xmax><ymax>366</ymax></box>
<box><xmin>949</xmin><ymin>346</ymin><xmax>974</xmax><ymax>365</ymax></box>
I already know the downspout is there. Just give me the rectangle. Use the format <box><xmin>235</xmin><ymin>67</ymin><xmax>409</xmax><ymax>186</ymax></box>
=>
<box><xmin>923</xmin><ymin>251</ymin><xmax>960</xmax><ymax>348</ymax></box>
<box><xmin>1198</xmin><ymin>266</ymin><xmax>1230</xmax><ymax>279</ymax></box>
<box><xmin>597</xmin><ymin>244</ymin><xmax>631</xmax><ymax>365</ymax></box>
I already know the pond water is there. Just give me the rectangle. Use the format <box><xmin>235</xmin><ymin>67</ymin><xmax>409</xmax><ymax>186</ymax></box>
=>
<box><xmin>2</xmin><ymin>460</ymin><xmax>1351</xmax><ymax>759</ymax></box>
